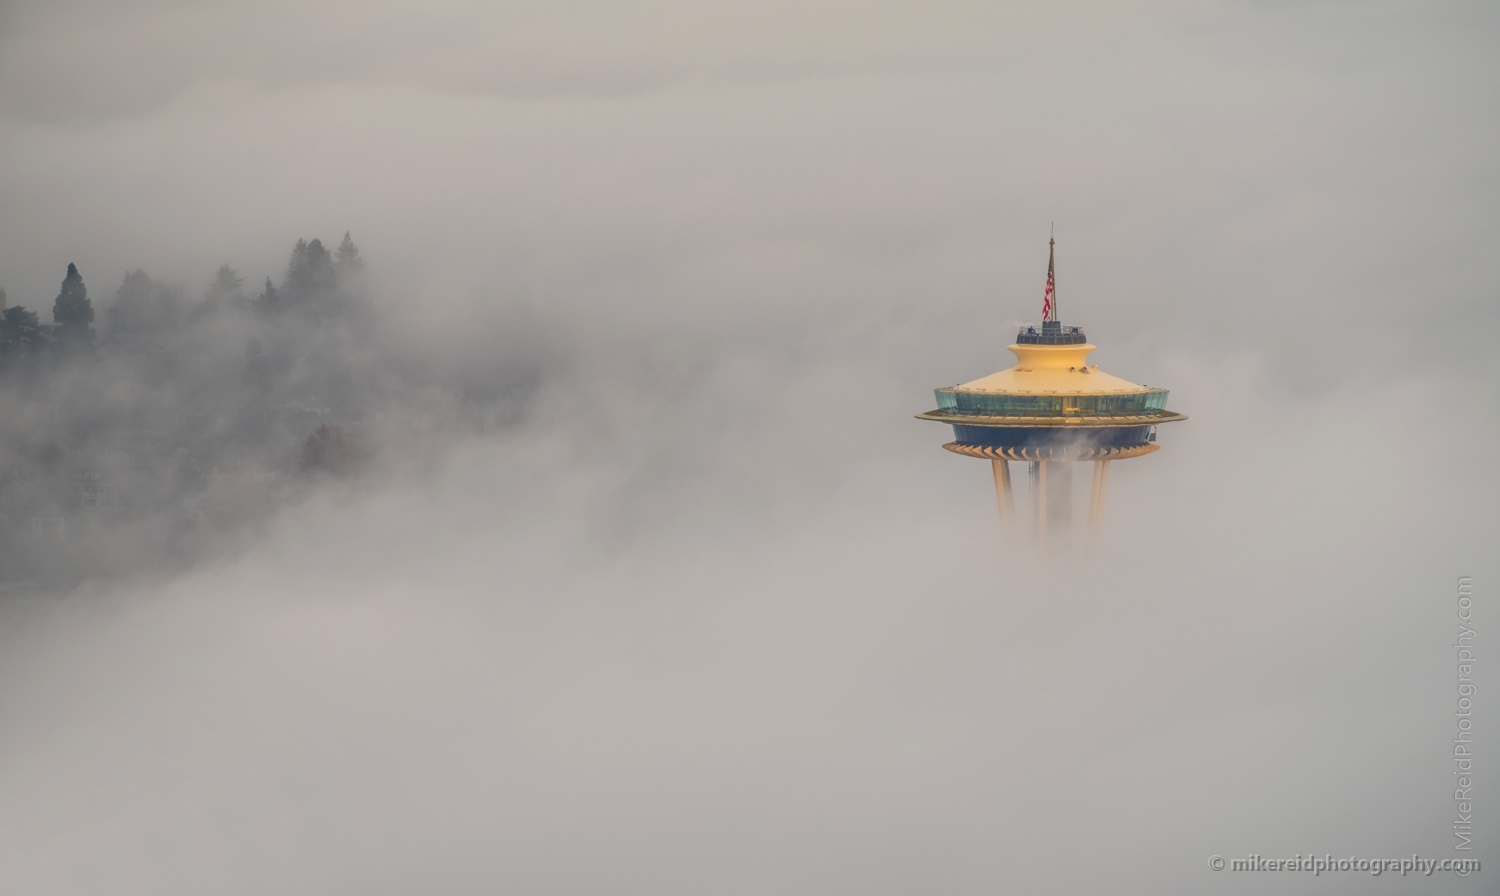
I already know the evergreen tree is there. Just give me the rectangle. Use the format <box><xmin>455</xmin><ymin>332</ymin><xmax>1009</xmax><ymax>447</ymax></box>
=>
<box><xmin>107</xmin><ymin>269</ymin><xmax>153</xmax><ymax>332</ymax></box>
<box><xmin>283</xmin><ymin>238</ymin><xmax>336</xmax><ymax>302</ymax></box>
<box><xmin>207</xmin><ymin>264</ymin><xmax>244</xmax><ymax>304</ymax></box>
<box><xmin>253</xmin><ymin>277</ymin><xmax>279</xmax><ymax>313</ymax></box>
<box><xmin>106</xmin><ymin>269</ymin><xmax>184</xmax><ymax>334</ymax></box>
<box><xmin>182</xmin><ymin>264</ymin><xmax>244</xmax><ymax>326</ymax></box>
<box><xmin>335</xmin><ymin>231</ymin><xmax>364</xmax><ymax>279</ymax></box>
<box><xmin>0</xmin><ymin>304</ymin><xmax>45</xmax><ymax>354</ymax></box>
<box><xmin>52</xmin><ymin>262</ymin><xmax>95</xmax><ymax>344</ymax></box>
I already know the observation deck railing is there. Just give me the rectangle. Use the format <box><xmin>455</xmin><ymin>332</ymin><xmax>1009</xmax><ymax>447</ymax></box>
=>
<box><xmin>934</xmin><ymin>387</ymin><xmax>1170</xmax><ymax>416</ymax></box>
<box><xmin>1015</xmin><ymin>323</ymin><xmax>1087</xmax><ymax>345</ymax></box>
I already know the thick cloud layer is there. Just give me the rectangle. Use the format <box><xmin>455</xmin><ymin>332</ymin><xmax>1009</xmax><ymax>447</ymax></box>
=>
<box><xmin>0</xmin><ymin>1</ymin><xmax>1496</xmax><ymax>893</ymax></box>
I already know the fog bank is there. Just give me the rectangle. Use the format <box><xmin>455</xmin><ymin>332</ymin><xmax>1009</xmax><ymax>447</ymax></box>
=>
<box><xmin>0</xmin><ymin>1</ymin><xmax>1496</xmax><ymax>893</ymax></box>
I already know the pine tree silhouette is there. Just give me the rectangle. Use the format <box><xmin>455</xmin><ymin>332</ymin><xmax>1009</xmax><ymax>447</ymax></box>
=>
<box><xmin>53</xmin><ymin>263</ymin><xmax>95</xmax><ymax>344</ymax></box>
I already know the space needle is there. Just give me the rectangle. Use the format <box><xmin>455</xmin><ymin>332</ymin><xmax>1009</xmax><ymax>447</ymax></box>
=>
<box><xmin>917</xmin><ymin>237</ymin><xmax>1186</xmax><ymax>548</ymax></box>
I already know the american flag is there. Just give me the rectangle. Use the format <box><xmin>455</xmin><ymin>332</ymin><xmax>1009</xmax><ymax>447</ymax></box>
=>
<box><xmin>1041</xmin><ymin>238</ymin><xmax>1055</xmax><ymax>321</ymax></box>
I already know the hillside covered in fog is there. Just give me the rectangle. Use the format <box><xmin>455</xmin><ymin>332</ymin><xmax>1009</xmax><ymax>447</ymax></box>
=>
<box><xmin>0</xmin><ymin>235</ymin><xmax>534</xmax><ymax>587</ymax></box>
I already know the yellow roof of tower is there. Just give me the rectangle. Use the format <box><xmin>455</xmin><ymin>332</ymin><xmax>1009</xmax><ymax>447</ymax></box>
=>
<box><xmin>957</xmin><ymin>342</ymin><xmax>1151</xmax><ymax>396</ymax></box>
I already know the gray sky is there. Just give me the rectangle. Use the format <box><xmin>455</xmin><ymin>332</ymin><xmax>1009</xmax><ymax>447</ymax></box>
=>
<box><xmin>0</xmin><ymin>1</ymin><xmax>1496</xmax><ymax>893</ymax></box>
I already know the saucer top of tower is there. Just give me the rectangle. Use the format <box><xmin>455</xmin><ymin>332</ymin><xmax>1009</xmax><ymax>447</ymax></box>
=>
<box><xmin>916</xmin><ymin>234</ymin><xmax>1186</xmax><ymax>428</ymax></box>
<box><xmin>953</xmin><ymin>333</ymin><xmax>1155</xmax><ymax>398</ymax></box>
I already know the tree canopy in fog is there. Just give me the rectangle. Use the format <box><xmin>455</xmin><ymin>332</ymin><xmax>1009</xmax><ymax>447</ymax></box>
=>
<box><xmin>0</xmin><ymin>234</ymin><xmax>456</xmax><ymax>587</ymax></box>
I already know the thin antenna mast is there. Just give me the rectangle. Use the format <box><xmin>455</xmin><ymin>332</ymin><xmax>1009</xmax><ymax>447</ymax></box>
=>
<box><xmin>1050</xmin><ymin>224</ymin><xmax>1057</xmax><ymax>322</ymax></box>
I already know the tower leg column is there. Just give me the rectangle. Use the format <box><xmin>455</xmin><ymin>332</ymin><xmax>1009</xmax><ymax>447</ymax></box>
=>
<box><xmin>1033</xmin><ymin>460</ymin><xmax>1047</xmax><ymax>549</ymax></box>
<box><xmin>1087</xmin><ymin>459</ymin><xmax>1111</xmax><ymax>543</ymax></box>
<box><xmin>1050</xmin><ymin>461</ymin><xmax>1072</xmax><ymax>532</ymax></box>
<box><xmin>1030</xmin><ymin>459</ymin><xmax>1073</xmax><ymax>553</ymax></box>
<box><xmin>990</xmin><ymin>459</ymin><xmax>1013</xmax><ymax>530</ymax></box>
